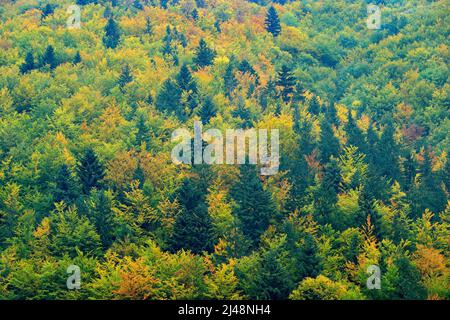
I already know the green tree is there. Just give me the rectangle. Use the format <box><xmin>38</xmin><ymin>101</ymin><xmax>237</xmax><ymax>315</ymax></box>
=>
<box><xmin>199</xmin><ymin>96</ymin><xmax>217</xmax><ymax>124</ymax></box>
<box><xmin>231</xmin><ymin>165</ymin><xmax>276</xmax><ymax>247</ymax></box>
<box><xmin>276</xmin><ymin>65</ymin><xmax>296</xmax><ymax>103</ymax></box>
<box><xmin>194</xmin><ymin>39</ymin><xmax>216</xmax><ymax>68</ymax></box>
<box><xmin>20</xmin><ymin>52</ymin><xmax>35</xmax><ymax>74</ymax></box>
<box><xmin>54</xmin><ymin>165</ymin><xmax>79</xmax><ymax>204</ymax></box>
<box><xmin>76</xmin><ymin>148</ymin><xmax>105</xmax><ymax>194</ymax></box>
<box><xmin>42</xmin><ymin>45</ymin><xmax>57</xmax><ymax>70</ymax></box>
<box><xmin>103</xmin><ymin>17</ymin><xmax>121</xmax><ymax>49</ymax></box>
<box><xmin>265</xmin><ymin>6</ymin><xmax>281</xmax><ymax>37</ymax></box>
<box><xmin>118</xmin><ymin>64</ymin><xmax>133</xmax><ymax>93</ymax></box>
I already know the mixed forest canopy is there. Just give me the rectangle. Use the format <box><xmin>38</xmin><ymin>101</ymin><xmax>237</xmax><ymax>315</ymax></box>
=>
<box><xmin>0</xmin><ymin>0</ymin><xmax>449</xmax><ymax>300</ymax></box>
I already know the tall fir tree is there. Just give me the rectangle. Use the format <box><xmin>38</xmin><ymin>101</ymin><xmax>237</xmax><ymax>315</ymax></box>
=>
<box><xmin>20</xmin><ymin>51</ymin><xmax>35</xmax><ymax>74</ymax></box>
<box><xmin>103</xmin><ymin>17</ymin><xmax>121</xmax><ymax>49</ymax></box>
<box><xmin>118</xmin><ymin>64</ymin><xmax>133</xmax><ymax>92</ymax></box>
<box><xmin>193</xmin><ymin>39</ymin><xmax>216</xmax><ymax>68</ymax></box>
<box><xmin>155</xmin><ymin>78</ymin><xmax>183</xmax><ymax>119</ymax></box>
<box><xmin>223</xmin><ymin>64</ymin><xmax>237</xmax><ymax>98</ymax></box>
<box><xmin>54</xmin><ymin>165</ymin><xmax>79</xmax><ymax>204</ymax></box>
<box><xmin>76</xmin><ymin>148</ymin><xmax>105</xmax><ymax>194</ymax></box>
<box><xmin>231</xmin><ymin>165</ymin><xmax>277</xmax><ymax>247</ymax></box>
<box><xmin>199</xmin><ymin>96</ymin><xmax>217</xmax><ymax>124</ymax></box>
<box><xmin>319</xmin><ymin>117</ymin><xmax>340</xmax><ymax>163</ymax></box>
<box><xmin>276</xmin><ymin>65</ymin><xmax>296</xmax><ymax>103</ymax></box>
<box><xmin>265</xmin><ymin>6</ymin><xmax>281</xmax><ymax>37</ymax></box>
<box><xmin>171</xmin><ymin>178</ymin><xmax>215</xmax><ymax>254</ymax></box>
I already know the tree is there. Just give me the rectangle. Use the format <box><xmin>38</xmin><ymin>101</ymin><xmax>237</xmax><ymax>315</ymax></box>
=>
<box><xmin>144</xmin><ymin>16</ymin><xmax>153</xmax><ymax>35</ymax></box>
<box><xmin>171</xmin><ymin>178</ymin><xmax>215</xmax><ymax>254</ymax></box>
<box><xmin>73</xmin><ymin>51</ymin><xmax>82</xmax><ymax>64</ymax></box>
<box><xmin>276</xmin><ymin>65</ymin><xmax>296</xmax><ymax>103</ymax></box>
<box><xmin>176</xmin><ymin>64</ymin><xmax>198</xmax><ymax>112</ymax></box>
<box><xmin>193</xmin><ymin>39</ymin><xmax>216</xmax><ymax>68</ymax></box>
<box><xmin>265</xmin><ymin>6</ymin><xmax>281</xmax><ymax>37</ymax></box>
<box><xmin>135</xmin><ymin>112</ymin><xmax>151</xmax><ymax>149</ymax></box>
<box><xmin>308</xmin><ymin>96</ymin><xmax>321</xmax><ymax>115</ymax></box>
<box><xmin>20</xmin><ymin>52</ymin><xmax>35</xmax><ymax>74</ymax></box>
<box><xmin>298</xmin><ymin>235</ymin><xmax>322</xmax><ymax>278</ymax></box>
<box><xmin>223</xmin><ymin>64</ymin><xmax>237</xmax><ymax>98</ymax></box>
<box><xmin>51</xmin><ymin>203</ymin><xmax>101</xmax><ymax>257</ymax></box>
<box><xmin>54</xmin><ymin>165</ymin><xmax>79</xmax><ymax>204</ymax></box>
<box><xmin>231</xmin><ymin>165</ymin><xmax>276</xmax><ymax>247</ymax></box>
<box><xmin>118</xmin><ymin>64</ymin><xmax>133</xmax><ymax>93</ymax></box>
<box><xmin>319</xmin><ymin>117</ymin><xmax>340</xmax><ymax>163</ymax></box>
<box><xmin>199</xmin><ymin>96</ymin><xmax>217</xmax><ymax>124</ymax></box>
<box><xmin>76</xmin><ymin>148</ymin><xmax>105</xmax><ymax>194</ymax></box>
<box><xmin>155</xmin><ymin>78</ymin><xmax>183</xmax><ymax>119</ymax></box>
<box><xmin>41</xmin><ymin>4</ymin><xmax>54</xmax><ymax>18</ymax></box>
<box><xmin>103</xmin><ymin>17</ymin><xmax>121</xmax><ymax>49</ymax></box>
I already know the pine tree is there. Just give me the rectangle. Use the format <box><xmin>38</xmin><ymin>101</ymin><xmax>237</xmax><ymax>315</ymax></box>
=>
<box><xmin>276</xmin><ymin>65</ymin><xmax>296</xmax><ymax>103</ymax></box>
<box><xmin>199</xmin><ymin>96</ymin><xmax>217</xmax><ymax>124</ymax></box>
<box><xmin>265</xmin><ymin>6</ymin><xmax>281</xmax><ymax>37</ymax></box>
<box><xmin>176</xmin><ymin>64</ymin><xmax>197</xmax><ymax>94</ymax></box>
<box><xmin>191</xmin><ymin>8</ymin><xmax>199</xmax><ymax>21</ymax></box>
<box><xmin>73</xmin><ymin>51</ymin><xmax>82</xmax><ymax>64</ymax></box>
<box><xmin>144</xmin><ymin>16</ymin><xmax>153</xmax><ymax>35</ymax></box>
<box><xmin>135</xmin><ymin>112</ymin><xmax>151</xmax><ymax>150</ymax></box>
<box><xmin>231</xmin><ymin>165</ymin><xmax>276</xmax><ymax>247</ymax></box>
<box><xmin>194</xmin><ymin>39</ymin><xmax>216</xmax><ymax>68</ymax></box>
<box><xmin>257</xmin><ymin>248</ymin><xmax>295</xmax><ymax>299</ymax></box>
<box><xmin>171</xmin><ymin>178</ymin><xmax>215</xmax><ymax>254</ymax></box>
<box><xmin>20</xmin><ymin>52</ymin><xmax>35</xmax><ymax>74</ymax></box>
<box><xmin>103</xmin><ymin>17</ymin><xmax>121</xmax><ymax>49</ymax></box>
<box><xmin>41</xmin><ymin>4</ymin><xmax>54</xmax><ymax>18</ymax></box>
<box><xmin>155</xmin><ymin>78</ymin><xmax>183</xmax><ymax>119</ymax></box>
<box><xmin>298</xmin><ymin>234</ymin><xmax>322</xmax><ymax>278</ymax></box>
<box><xmin>54</xmin><ymin>165</ymin><xmax>79</xmax><ymax>204</ymax></box>
<box><xmin>118</xmin><ymin>64</ymin><xmax>133</xmax><ymax>92</ymax></box>
<box><xmin>319</xmin><ymin>117</ymin><xmax>340</xmax><ymax>163</ymax></box>
<box><xmin>345</xmin><ymin>110</ymin><xmax>364</xmax><ymax>149</ymax></box>
<box><xmin>76</xmin><ymin>148</ymin><xmax>105</xmax><ymax>194</ymax></box>
<box><xmin>133</xmin><ymin>0</ymin><xmax>143</xmax><ymax>10</ymax></box>
<box><xmin>223</xmin><ymin>64</ymin><xmax>237</xmax><ymax>98</ymax></box>
<box><xmin>42</xmin><ymin>45</ymin><xmax>57</xmax><ymax>70</ymax></box>
<box><xmin>308</xmin><ymin>96</ymin><xmax>321</xmax><ymax>115</ymax></box>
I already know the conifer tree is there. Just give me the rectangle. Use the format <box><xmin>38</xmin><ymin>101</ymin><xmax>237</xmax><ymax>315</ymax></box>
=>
<box><xmin>276</xmin><ymin>65</ymin><xmax>296</xmax><ymax>103</ymax></box>
<box><xmin>231</xmin><ymin>165</ymin><xmax>276</xmax><ymax>247</ymax></box>
<box><xmin>76</xmin><ymin>148</ymin><xmax>105</xmax><ymax>194</ymax></box>
<box><xmin>20</xmin><ymin>52</ymin><xmax>35</xmax><ymax>74</ymax></box>
<box><xmin>171</xmin><ymin>178</ymin><xmax>215</xmax><ymax>254</ymax></box>
<box><xmin>319</xmin><ymin>117</ymin><xmax>340</xmax><ymax>163</ymax></box>
<box><xmin>118</xmin><ymin>64</ymin><xmax>133</xmax><ymax>92</ymax></box>
<box><xmin>73</xmin><ymin>51</ymin><xmax>82</xmax><ymax>64</ymax></box>
<box><xmin>103</xmin><ymin>17</ymin><xmax>121</xmax><ymax>49</ymax></box>
<box><xmin>54</xmin><ymin>165</ymin><xmax>79</xmax><ymax>204</ymax></box>
<box><xmin>155</xmin><ymin>78</ymin><xmax>183</xmax><ymax>119</ymax></box>
<box><xmin>42</xmin><ymin>45</ymin><xmax>57</xmax><ymax>70</ymax></box>
<box><xmin>298</xmin><ymin>234</ymin><xmax>322</xmax><ymax>278</ymax></box>
<box><xmin>144</xmin><ymin>16</ymin><xmax>153</xmax><ymax>35</ymax></box>
<box><xmin>223</xmin><ymin>64</ymin><xmax>237</xmax><ymax>98</ymax></box>
<box><xmin>265</xmin><ymin>6</ymin><xmax>281</xmax><ymax>37</ymax></box>
<box><xmin>308</xmin><ymin>96</ymin><xmax>321</xmax><ymax>115</ymax></box>
<box><xmin>199</xmin><ymin>96</ymin><xmax>217</xmax><ymax>124</ymax></box>
<box><xmin>194</xmin><ymin>39</ymin><xmax>216</xmax><ymax>68</ymax></box>
<box><xmin>41</xmin><ymin>4</ymin><xmax>54</xmax><ymax>18</ymax></box>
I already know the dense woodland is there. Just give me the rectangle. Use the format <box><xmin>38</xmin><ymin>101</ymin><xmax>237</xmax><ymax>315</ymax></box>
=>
<box><xmin>0</xmin><ymin>0</ymin><xmax>449</xmax><ymax>300</ymax></box>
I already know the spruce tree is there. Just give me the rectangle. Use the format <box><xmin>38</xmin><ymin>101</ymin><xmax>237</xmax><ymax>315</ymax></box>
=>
<box><xmin>54</xmin><ymin>165</ymin><xmax>80</xmax><ymax>204</ymax></box>
<box><xmin>231</xmin><ymin>165</ymin><xmax>276</xmax><ymax>247</ymax></box>
<box><xmin>298</xmin><ymin>234</ymin><xmax>322</xmax><ymax>278</ymax></box>
<box><xmin>20</xmin><ymin>52</ymin><xmax>35</xmax><ymax>74</ymax></box>
<box><xmin>73</xmin><ymin>51</ymin><xmax>82</xmax><ymax>64</ymax></box>
<box><xmin>135</xmin><ymin>112</ymin><xmax>151</xmax><ymax>149</ymax></box>
<box><xmin>308</xmin><ymin>96</ymin><xmax>321</xmax><ymax>115</ymax></box>
<box><xmin>223</xmin><ymin>64</ymin><xmax>237</xmax><ymax>98</ymax></box>
<box><xmin>155</xmin><ymin>78</ymin><xmax>183</xmax><ymax>119</ymax></box>
<box><xmin>199</xmin><ymin>96</ymin><xmax>217</xmax><ymax>124</ymax></box>
<box><xmin>42</xmin><ymin>45</ymin><xmax>57</xmax><ymax>70</ymax></box>
<box><xmin>144</xmin><ymin>16</ymin><xmax>153</xmax><ymax>35</ymax></box>
<box><xmin>76</xmin><ymin>148</ymin><xmax>105</xmax><ymax>194</ymax></box>
<box><xmin>276</xmin><ymin>65</ymin><xmax>296</xmax><ymax>103</ymax></box>
<box><xmin>194</xmin><ymin>39</ymin><xmax>216</xmax><ymax>68</ymax></box>
<box><xmin>103</xmin><ymin>17</ymin><xmax>121</xmax><ymax>49</ymax></box>
<box><xmin>265</xmin><ymin>6</ymin><xmax>281</xmax><ymax>37</ymax></box>
<box><xmin>345</xmin><ymin>110</ymin><xmax>364</xmax><ymax>149</ymax></box>
<box><xmin>118</xmin><ymin>64</ymin><xmax>133</xmax><ymax>92</ymax></box>
<box><xmin>171</xmin><ymin>178</ymin><xmax>215</xmax><ymax>254</ymax></box>
<box><xmin>319</xmin><ymin>117</ymin><xmax>340</xmax><ymax>163</ymax></box>
<box><xmin>41</xmin><ymin>4</ymin><xmax>54</xmax><ymax>18</ymax></box>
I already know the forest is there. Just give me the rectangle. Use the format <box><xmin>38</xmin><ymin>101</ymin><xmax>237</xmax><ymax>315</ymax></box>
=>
<box><xmin>0</xmin><ymin>0</ymin><xmax>448</xmax><ymax>300</ymax></box>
